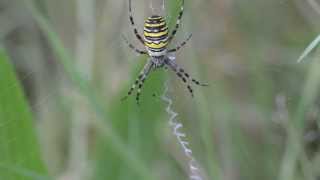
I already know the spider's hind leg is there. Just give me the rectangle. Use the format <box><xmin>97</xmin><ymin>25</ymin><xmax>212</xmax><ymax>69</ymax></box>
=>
<box><xmin>166</xmin><ymin>56</ymin><xmax>208</xmax><ymax>87</ymax></box>
<box><xmin>178</xmin><ymin>68</ymin><xmax>208</xmax><ymax>86</ymax></box>
<box><xmin>135</xmin><ymin>73</ymin><xmax>148</xmax><ymax>105</ymax></box>
<box><xmin>165</xmin><ymin>63</ymin><xmax>194</xmax><ymax>97</ymax></box>
<box><xmin>121</xmin><ymin>74</ymin><xmax>142</xmax><ymax>101</ymax></box>
<box><xmin>122</xmin><ymin>61</ymin><xmax>154</xmax><ymax>105</ymax></box>
<box><xmin>165</xmin><ymin>57</ymin><xmax>207</xmax><ymax>97</ymax></box>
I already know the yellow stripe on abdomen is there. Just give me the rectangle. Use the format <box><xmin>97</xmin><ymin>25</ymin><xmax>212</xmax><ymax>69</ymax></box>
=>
<box><xmin>145</xmin><ymin>41</ymin><xmax>168</xmax><ymax>49</ymax></box>
<box><xmin>144</xmin><ymin>30</ymin><xmax>168</xmax><ymax>37</ymax></box>
<box><xmin>144</xmin><ymin>21</ymin><xmax>166</xmax><ymax>27</ymax></box>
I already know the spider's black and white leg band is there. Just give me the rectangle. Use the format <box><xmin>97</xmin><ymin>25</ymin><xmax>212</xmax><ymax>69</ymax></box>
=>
<box><xmin>122</xmin><ymin>61</ymin><xmax>154</xmax><ymax>104</ymax></box>
<box><xmin>165</xmin><ymin>59</ymin><xmax>194</xmax><ymax>97</ymax></box>
<box><xmin>168</xmin><ymin>34</ymin><xmax>192</xmax><ymax>53</ymax></box>
<box><xmin>121</xmin><ymin>75</ymin><xmax>142</xmax><ymax>101</ymax></box>
<box><xmin>166</xmin><ymin>57</ymin><xmax>207</xmax><ymax>96</ymax></box>
<box><xmin>136</xmin><ymin>61</ymin><xmax>153</xmax><ymax>104</ymax></box>
<box><xmin>129</xmin><ymin>0</ymin><xmax>145</xmax><ymax>45</ymax></box>
<box><xmin>168</xmin><ymin>0</ymin><xmax>185</xmax><ymax>43</ymax></box>
<box><xmin>178</xmin><ymin>68</ymin><xmax>208</xmax><ymax>86</ymax></box>
<box><xmin>166</xmin><ymin>56</ymin><xmax>208</xmax><ymax>86</ymax></box>
<box><xmin>167</xmin><ymin>64</ymin><xmax>194</xmax><ymax>97</ymax></box>
<box><xmin>136</xmin><ymin>71</ymin><xmax>149</xmax><ymax>104</ymax></box>
<box><xmin>122</xmin><ymin>35</ymin><xmax>147</xmax><ymax>55</ymax></box>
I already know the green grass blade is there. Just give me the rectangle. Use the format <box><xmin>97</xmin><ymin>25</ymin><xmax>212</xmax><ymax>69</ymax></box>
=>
<box><xmin>0</xmin><ymin>48</ymin><xmax>48</xmax><ymax>179</ymax></box>
<box><xmin>279</xmin><ymin>39</ymin><xmax>320</xmax><ymax>180</ymax></box>
<box><xmin>297</xmin><ymin>34</ymin><xmax>320</xmax><ymax>63</ymax></box>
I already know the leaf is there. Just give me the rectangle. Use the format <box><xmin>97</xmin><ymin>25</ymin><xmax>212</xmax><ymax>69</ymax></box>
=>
<box><xmin>0</xmin><ymin>48</ymin><xmax>48</xmax><ymax>179</ymax></box>
<box><xmin>297</xmin><ymin>34</ymin><xmax>320</xmax><ymax>63</ymax></box>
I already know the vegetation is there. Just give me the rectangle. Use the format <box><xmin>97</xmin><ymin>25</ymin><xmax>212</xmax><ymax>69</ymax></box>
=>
<box><xmin>0</xmin><ymin>0</ymin><xmax>319</xmax><ymax>179</ymax></box>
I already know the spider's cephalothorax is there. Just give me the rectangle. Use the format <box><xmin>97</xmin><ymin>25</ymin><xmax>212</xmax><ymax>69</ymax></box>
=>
<box><xmin>122</xmin><ymin>0</ymin><xmax>208</xmax><ymax>104</ymax></box>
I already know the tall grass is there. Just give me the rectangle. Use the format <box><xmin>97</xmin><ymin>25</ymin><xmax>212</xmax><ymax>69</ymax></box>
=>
<box><xmin>0</xmin><ymin>0</ymin><xmax>319</xmax><ymax>180</ymax></box>
<box><xmin>25</xmin><ymin>0</ymin><xmax>159</xmax><ymax>179</ymax></box>
<box><xmin>25</xmin><ymin>0</ymin><xmax>188</xmax><ymax>179</ymax></box>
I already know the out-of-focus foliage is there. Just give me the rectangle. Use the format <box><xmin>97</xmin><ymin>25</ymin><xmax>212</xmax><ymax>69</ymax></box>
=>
<box><xmin>0</xmin><ymin>48</ymin><xmax>48</xmax><ymax>179</ymax></box>
<box><xmin>0</xmin><ymin>0</ymin><xmax>320</xmax><ymax>179</ymax></box>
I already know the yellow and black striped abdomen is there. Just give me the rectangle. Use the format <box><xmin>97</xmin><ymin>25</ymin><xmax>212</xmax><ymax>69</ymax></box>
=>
<box><xmin>144</xmin><ymin>15</ymin><xmax>169</xmax><ymax>56</ymax></box>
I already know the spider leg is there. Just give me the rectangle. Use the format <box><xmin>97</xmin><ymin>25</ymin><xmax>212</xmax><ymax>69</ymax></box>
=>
<box><xmin>122</xmin><ymin>35</ymin><xmax>147</xmax><ymax>55</ymax></box>
<box><xmin>122</xmin><ymin>61</ymin><xmax>154</xmax><ymax>104</ymax></box>
<box><xmin>136</xmin><ymin>61</ymin><xmax>154</xmax><ymax>105</ymax></box>
<box><xmin>129</xmin><ymin>0</ymin><xmax>145</xmax><ymax>45</ymax></box>
<box><xmin>167</xmin><ymin>0</ymin><xmax>184</xmax><ymax>43</ymax></box>
<box><xmin>166</xmin><ymin>56</ymin><xmax>208</xmax><ymax>88</ymax></box>
<box><xmin>168</xmin><ymin>33</ymin><xmax>192</xmax><ymax>53</ymax></box>
<box><xmin>121</xmin><ymin>75</ymin><xmax>143</xmax><ymax>101</ymax></box>
<box><xmin>178</xmin><ymin>67</ymin><xmax>208</xmax><ymax>86</ymax></box>
<box><xmin>165</xmin><ymin>62</ymin><xmax>194</xmax><ymax>97</ymax></box>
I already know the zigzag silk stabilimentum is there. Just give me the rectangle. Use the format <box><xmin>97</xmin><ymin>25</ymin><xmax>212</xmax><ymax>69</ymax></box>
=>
<box><xmin>162</xmin><ymin>82</ymin><xmax>204</xmax><ymax>180</ymax></box>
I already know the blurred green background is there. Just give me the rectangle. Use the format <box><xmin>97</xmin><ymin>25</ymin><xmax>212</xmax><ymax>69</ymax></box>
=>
<box><xmin>0</xmin><ymin>0</ymin><xmax>320</xmax><ymax>179</ymax></box>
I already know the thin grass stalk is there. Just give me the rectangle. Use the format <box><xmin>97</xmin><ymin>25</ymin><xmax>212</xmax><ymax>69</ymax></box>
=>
<box><xmin>65</xmin><ymin>0</ymin><xmax>96</xmax><ymax>179</ymax></box>
<box><xmin>297</xmin><ymin>34</ymin><xmax>320</xmax><ymax>63</ymax></box>
<box><xmin>279</xmin><ymin>37</ymin><xmax>320</xmax><ymax>180</ymax></box>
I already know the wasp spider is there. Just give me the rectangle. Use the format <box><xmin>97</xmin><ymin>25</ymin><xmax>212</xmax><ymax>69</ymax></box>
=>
<box><xmin>123</xmin><ymin>0</ymin><xmax>207</xmax><ymax>104</ymax></box>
